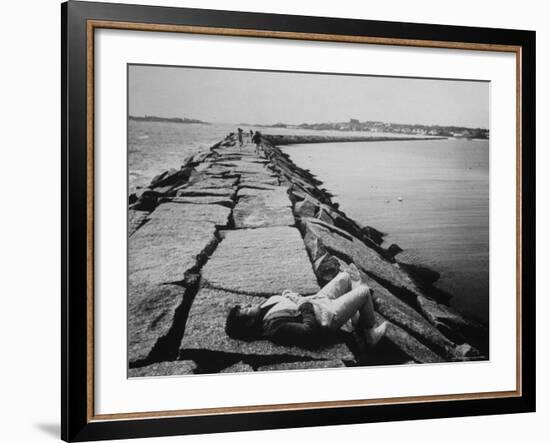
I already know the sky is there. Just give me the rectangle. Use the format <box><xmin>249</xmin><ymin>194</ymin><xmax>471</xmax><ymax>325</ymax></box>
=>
<box><xmin>129</xmin><ymin>64</ymin><xmax>490</xmax><ymax>129</ymax></box>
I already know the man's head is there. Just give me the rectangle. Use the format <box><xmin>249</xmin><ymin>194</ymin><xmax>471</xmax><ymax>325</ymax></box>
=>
<box><xmin>225</xmin><ymin>304</ymin><xmax>263</xmax><ymax>341</ymax></box>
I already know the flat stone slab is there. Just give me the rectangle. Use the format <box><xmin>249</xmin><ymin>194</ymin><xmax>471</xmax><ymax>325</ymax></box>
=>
<box><xmin>257</xmin><ymin>360</ymin><xmax>345</xmax><ymax>372</ymax></box>
<box><xmin>202</xmin><ymin>226</ymin><xmax>320</xmax><ymax>296</ymax></box>
<box><xmin>180</xmin><ymin>288</ymin><xmax>354</xmax><ymax>361</ymax></box>
<box><xmin>238</xmin><ymin>174</ymin><xmax>280</xmax><ymax>188</ymax></box>
<box><xmin>129</xmin><ymin>203</ymin><xmax>230</xmax><ymax>288</ymax></box>
<box><xmin>176</xmin><ymin>187</ymin><xmax>236</xmax><ymax>198</ymax></box>
<box><xmin>179</xmin><ymin>177</ymin><xmax>239</xmax><ymax>190</ymax></box>
<box><xmin>233</xmin><ymin>187</ymin><xmax>295</xmax><ymax>229</ymax></box>
<box><xmin>128</xmin><ymin>203</ymin><xmax>231</xmax><ymax>364</ymax></box>
<box><xmin>130</xmin><ymin>221</ymin><xmax>218</xmax><ymax>287</ymax></box>
<box><xmin>148</xmin><ymin>202</ymin><xmax>230</xmax><ymax>226</ymax></box>
<box><xmin>129</xmin><ymin>360</ymin><xmax>197</xmax><ymax>378</ymax></box>
<box><xmin>128</xmin><ymin>283</ymin><xmax>185</xmax><ymax>364</ymax></box>
<box><xmin>229</xmin><ymin>160</ymin><xmax>273</xmax><ymax>175</ymax></box>
<box><xmin>167</xmin><ymin>196</ymin><xmax>233</xmax><ymax>207</ymax></box>
<box><xmin>238</xmin><ymin>183</ymin><xmax>280</xmax><ymax>192</ymax></box>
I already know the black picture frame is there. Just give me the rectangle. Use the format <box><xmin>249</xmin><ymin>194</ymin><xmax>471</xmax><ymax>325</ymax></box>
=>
<box><xmin>62</xmin><ymin>1</ymin><xmax>536</xmax><ymax>441</ymax></box>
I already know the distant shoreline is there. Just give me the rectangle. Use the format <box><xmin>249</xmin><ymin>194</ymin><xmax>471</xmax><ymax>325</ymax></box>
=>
<box><xmin>263</xmin><ymin>134</ymin><xmax>447</xmax><ymax>145</ymax></box>
<box><xmin>129</xmin><ymin>115</ymin><xmax>209</xmax><ymax>125</ymax></box>
<box><xmin>239</xmin><ymin>119</ymin><xmax>489</xmax><ymax>140</ymax></box>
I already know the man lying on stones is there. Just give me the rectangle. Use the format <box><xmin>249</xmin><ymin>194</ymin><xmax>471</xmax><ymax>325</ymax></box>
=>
<box><xmin>225</xmin><ymin>265</ymin><xmax>388</xmax><ymax>349</ymax></box>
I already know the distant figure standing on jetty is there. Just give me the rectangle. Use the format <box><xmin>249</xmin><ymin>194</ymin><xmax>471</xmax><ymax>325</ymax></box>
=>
<box><xmin>249</xmin><ymin>129</ymin><xmax>254</xmax><ymax>139</ymax></box>
<box><xmin>237</xmin><ymin>128</ymin><xmax>244</xmax><ymax>148</ymax></box>
<box><xmin>225</xmin><ymin>267</ymin><xmax>388</xmax><ymax>350</ymax></box>
<box><xmin>252</xmin><ymin>130</ymin><xmax>262</xmax><ymax>155</ymax></box>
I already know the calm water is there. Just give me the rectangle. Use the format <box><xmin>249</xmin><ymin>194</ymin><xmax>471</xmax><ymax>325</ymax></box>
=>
<box><xmin>129</xmin><ymin>121</ymin><xmax>489</xmax><ymax>323</ymax></box>
<box><xmin>128</xmin><ymin>121</ymin><xmax>407</xmax><ymax>192</ymax></box>
<box><xmin>282</xmin><ymin>140</ymin><xmax>489</xmax><ymax>324</ymax></box>
<box><xmin>128</xmin><ymin>120</ymin><xmax>235</xmax><ymax>192</ymax></box>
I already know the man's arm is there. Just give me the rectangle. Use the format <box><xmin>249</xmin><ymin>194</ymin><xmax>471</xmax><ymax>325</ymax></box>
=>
<box><xmin>267</xmin><ymin>302</ymin><xmax>321</xmax><ymax>348</ymax></box>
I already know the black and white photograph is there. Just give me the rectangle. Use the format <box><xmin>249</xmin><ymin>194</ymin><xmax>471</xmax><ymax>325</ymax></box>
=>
<box><xmin>127</xmin><ymin>64</ymin><xmax>490</xmax><ymax>377</ymax></box>
<box><xmin>0</xmin><ymin>0</ymin><xmax>544</xmax><ymax>440</ymax></box>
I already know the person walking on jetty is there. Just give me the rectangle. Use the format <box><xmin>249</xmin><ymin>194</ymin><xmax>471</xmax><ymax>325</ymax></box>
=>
<box><xmin>252</xmin><ymin>130</ymin><xmax>262</xmax><ymax>155</ymax></box>
<box><xmin>237</xmin><ymin>127</ymin><xmax>244</xmax><ymax>148</ymax></box>
<box><xmin>225</xmin><ymin>266</ymin><xmax>388</xmax><ymax>350</ymax></box>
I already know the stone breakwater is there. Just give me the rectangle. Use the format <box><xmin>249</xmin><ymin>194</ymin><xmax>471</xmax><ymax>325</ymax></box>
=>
<box><xmin>262</xmin><ymin>134</ymin><xmax>445</xmax><ymax>146</ymax></box>
<box><xmin>127</xmin><ymin>133</ymin><xmax>488</xmax><ymax>377</ymax></box>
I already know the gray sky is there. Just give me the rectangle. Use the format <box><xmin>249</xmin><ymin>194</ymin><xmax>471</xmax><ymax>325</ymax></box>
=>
<box><xmin>129</xmin><ymin>65</ymin><xmax>489</xmax><ymax>129</ymax></box>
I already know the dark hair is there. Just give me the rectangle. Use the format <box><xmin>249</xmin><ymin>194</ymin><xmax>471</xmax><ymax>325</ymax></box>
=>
<box><xmin>225</xmin><ymin>305</ymin><xmax>262</xmax><ymax>341</ymax></box>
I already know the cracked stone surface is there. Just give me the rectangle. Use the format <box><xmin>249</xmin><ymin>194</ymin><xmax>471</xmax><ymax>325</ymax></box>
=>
<box><xmin>128</xmin><ymin>283</ymin><xmax>185</xmax><ymax>364</ymax></box>
<box><xmin>180</xmin><ymin>288</ymin><xmax>354</xmax><ymax>361</ymax></box>
<box><xmin>202</xmin><ymin>226</ymin><xmax>320</xmax><ymax>296</ymax></box>
<box><xmin>233</xmin><ymin>187</ymin><xmax>295</xmax><ymax>229</ymax></box>
<box><xmin>128</xmin><ymin>203</ymin><xmax>231</xmax><ymax>364</ymax></box>
<box><xmin>166</xmin><ymin>196</ymin><xmax>233</xmax><ymax>207</ymax></box>
<box><xmin>129</xmin><ymin>360</ymin><xmax>197</xmax><ymax>377</ymax></box>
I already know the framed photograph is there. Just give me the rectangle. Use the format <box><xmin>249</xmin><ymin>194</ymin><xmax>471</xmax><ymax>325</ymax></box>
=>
<box><xmin>62</xmin><ymin>1</ymin><xmax>535</xmax><ymax>441</ymax></box>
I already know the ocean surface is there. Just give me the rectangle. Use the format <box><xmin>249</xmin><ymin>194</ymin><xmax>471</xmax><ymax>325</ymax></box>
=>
<box><xmin>129</xmin><ymin>121</ymin><xmax>489</xmax><ymax>324</ymax></box>
<box><xmin>128</xmin><ymin>120</ymin><xmax>235</xmax><ymax>192</ymax></box>
<box><xmin>282</xmin><ymin>139</ymin><xmax>489</xmax><ymax>324</ymax></box>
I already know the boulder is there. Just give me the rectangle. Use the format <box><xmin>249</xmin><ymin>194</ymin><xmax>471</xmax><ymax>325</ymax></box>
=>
<box><xmin>307</xmin><ymin>236</ymin><xmax>327</xmax><ymax>262</ymax></box>
<box><xmin>317</xmin><ymin>207</ymin><xmax>335</xmax><ymax>225</ymax></box>
<box><xmin>233</xmin><ymin>188</ymin><xmax>295</xmax><ymax>229</ymax></box>
<box><xmin>128</xmin><ymin>360</ymin><xmax>197</xmax><ymax>377</ymax></box>
<box><xmin>313</xmin><ymin>253</ymin><xmax>341</xmax><ymax>286</ymax></box>
<box><xmin>150</xmin><ymin>169</ymin><xmax>172</xmax><ymax>187</ymax></box>
<box><xmin>128</xmin><ymin>209</ymin><xmax>149</xmax><ymax>237</ymax></box>
<box><xmin>150</xmin><ymin>167</ymin><xmax>194</xmax><ymax>189</ymax></box>
<box><xmin>399</xmin><ymin>262</ymin><xmax>440</xmax><ymax>285</ymax></box>
<box><xmin>220</xmin><ymin>361</ymin><xmax>254</xmax><ymax>373</ymax></box>
<box><xmin>367</xmin><ymin>277</ymin><xmax>462</xmax><ymax>360</ymax></box>
<box><xmin>395</xmin><ymin>252</ymin><xmax>441</xmax><ymax>284</ymax></box>
<box><xmin>132</xmin><ymin>190</ymin><xmax>161</xmax><ymax>211</ymax></box>
<box><xmin>300</xmin><ymin>218</ymin><xmax>422</xmax><ymax>302</ymax></box>
<box><xmin>417</xmin><ymin>296</ymin><xmax>488</xmax><ymax>353</ymax></box>
<box><xmin>187</xmin><ymin>151</ymin><xmax>214</xmax><ymax>166</ymax></box>
<box><xmin>387</xmin><ymin>243</ymin><xmax>404</xmax><ymax>258</ymax></box>
<box><xmin>288</xmin><ymin>182</ymin><xmax>332</xmax><ymax>205</ymax></box>
<box><xmin>128</xmin><ymin>283</ymin><xmax>186</xmax><ymax>364</ymax></box>
<box><xmin>201</xmin><ymin>226</ymin><xmax>320</xmax><ymax>296</ymax></box>
<box><xmin>294</xmin><ymin>197</ymin><xmax>318</xmax><ymax>218</ymax></box>
<box><xmin>361</xmin><ymin>226</ymin><xmax>386</xmax><ymax>245</ymax></box>
<box><xmin>180</xmin><ymin>288</ymin><xmax>354</xmax><ymax>361</ymax></box>
<box><xmin>375</xmin><ymin>313</ymin><xmax>445</xmax><ymax>364</ymax></box>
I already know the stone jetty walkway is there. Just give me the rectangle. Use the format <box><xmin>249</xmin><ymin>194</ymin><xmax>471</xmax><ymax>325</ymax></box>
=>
<box><xmin>127</xmin><ymin>134</ymin><xmax>488</xmax><ymax>377</ymax></box>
